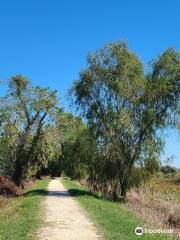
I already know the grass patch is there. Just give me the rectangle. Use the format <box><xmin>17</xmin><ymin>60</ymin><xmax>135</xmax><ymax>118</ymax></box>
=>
<box><xmin>62</xmin><ymin>178</ymin><xmax>176</xmax><ymax>240</ymax></box>
<box><xmin>0</xmin><ymin>179</ymin><xmax>49</xmax><ymax>240</ymax></box>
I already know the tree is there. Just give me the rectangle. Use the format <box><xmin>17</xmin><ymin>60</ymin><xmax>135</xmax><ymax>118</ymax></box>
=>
<box><xmin>161</xmin><ymin>165</ymin><xmax>177</xmax><ymax>175</ymax></box>
<box><xmin>57</xmin><ymin>113</ymin><xmax>94</xmax><ymax>179</ymax></box>
<box><xmin>71</xmin><ymin>42</ymin><xmax>180</xmax><ymax>199</ymax></box>
<box><xmin>1</xmin><ymin>75</ymin><xmax>59</xmax><ymax>186</ymax></box>
<box><xmin>0</xmin><ymin>104</ymin><xmax>17</xmax><ymax>177</ymax></box>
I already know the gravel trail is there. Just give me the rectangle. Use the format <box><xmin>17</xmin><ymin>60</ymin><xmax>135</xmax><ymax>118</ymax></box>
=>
<box><xmin>37</xmin><ymin>178</ymin><xmax>100</xmax><ymax>240</ymax></box>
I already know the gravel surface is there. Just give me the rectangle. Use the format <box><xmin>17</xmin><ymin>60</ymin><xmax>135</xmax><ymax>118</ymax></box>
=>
<box><xmin>37</xmin><ymin>178</ymin><xmax>99</xmax><ymax>240</ymax></box>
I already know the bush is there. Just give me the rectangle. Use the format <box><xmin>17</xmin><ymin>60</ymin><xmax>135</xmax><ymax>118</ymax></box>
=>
<box><xmin>161</xmin><ymin>165</ymin><xmax>177</xmax><ymax>175</ymax></box>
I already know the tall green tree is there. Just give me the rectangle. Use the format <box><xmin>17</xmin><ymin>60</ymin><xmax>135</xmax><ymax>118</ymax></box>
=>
<box><xmin>1</xmin><ymin>75</ymin><xmax>59</xmax><ymax>186</ymax></box>
<box><xmin>71</xmin><ymin>42</ymin><xmax>180</xmax><ymax>199</ymax></box>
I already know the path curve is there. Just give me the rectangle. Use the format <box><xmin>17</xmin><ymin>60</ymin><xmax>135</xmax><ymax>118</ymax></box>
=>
<box><xmin>37</xmin><ymin>178</ymin><xmax>100</xmax><ymax>240</ymax></box>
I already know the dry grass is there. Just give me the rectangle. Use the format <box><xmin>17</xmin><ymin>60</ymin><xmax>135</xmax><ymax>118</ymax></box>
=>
<box><xmin>0</xmin><ymin>176</ymin><xmax>19</xmax><ymax>196</ymax></box>
<box><xmin>127</xmin><ymin>174</ymin><xmax>180</xmax><ymax>237</ymax></box>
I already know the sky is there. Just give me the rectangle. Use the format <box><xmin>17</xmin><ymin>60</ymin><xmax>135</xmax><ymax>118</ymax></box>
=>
<box><xmin>0</xmin><ymin>0</ymin><xmax>179</xmax><ymax>167</ymax></box>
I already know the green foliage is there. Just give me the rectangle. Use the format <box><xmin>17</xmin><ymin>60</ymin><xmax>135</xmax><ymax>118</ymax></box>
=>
<box><xmin>0</xmin><ymin>42</ymin><xmax>179</xmax><ymax>200</ymax></box>
<box><xmin>145</xmin><ymin>158</ymin><xmax>160</xmax><ymax>175</ymax></box>
<box><xmin>161</xmin><ymin>165</ymin><xmax>177</xmax><ymax>175</ymax></box>
<box><xmin>71</xmin><ymin>41</ymin><xmax>180</xmax><ymax>199</ymax></box>
<box><xmin>60</xmin><ymin>113</ymin><xmax>95</xmax><ymax>179</ymax></box>
<box><xmin>0</xmin><ymin>75</ymin><xmax>60</xmax><ymax>185</ymax></box>
<box><xmin>0</xmin><ymin>74</ymin><xmax>90</xmax><ymax>184</ymax></box>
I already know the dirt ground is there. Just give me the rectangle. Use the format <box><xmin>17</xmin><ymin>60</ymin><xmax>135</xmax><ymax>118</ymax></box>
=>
<box><xmin>37</xmin><ymin>178</ymin><xmax>100</xmax><ymax>240</ymax></box>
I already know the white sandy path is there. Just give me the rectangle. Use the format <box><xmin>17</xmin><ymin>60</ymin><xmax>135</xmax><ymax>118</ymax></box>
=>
<box><xmin>37</xmin><ymin>178</ymin><xmax>100</xmax><ymax>240</ymax></box>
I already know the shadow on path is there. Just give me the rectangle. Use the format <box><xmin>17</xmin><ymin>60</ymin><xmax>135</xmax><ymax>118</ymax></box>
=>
<box><xmin>24</xmin><ymin>189</ymin><xmax>71</xmax><ymax>197</ymax></box>
<box><xmin>68</xmin><ymin>188</ymin><xmax>125</xmax><ymax>203</ymax></box>
<box><xmin>23</xmin><ymin>188</ymin><xmax>97</xmax><ymax>198</ymax></box>
<box><xmin>68</xmin><ymin>188</ymin><xmax>101</xmax><ymax>199</ymax></box>
<box><xmin>24</xmin><ymin>187</ymin><xmax>124</xmax><ymax>203</ymax></box>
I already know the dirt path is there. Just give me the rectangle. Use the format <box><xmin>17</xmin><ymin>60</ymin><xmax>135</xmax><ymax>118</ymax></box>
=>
<box><xmin>37</xmin><ymin>178</ymin><xmax>100</xmax><ymax>240</ymax></box>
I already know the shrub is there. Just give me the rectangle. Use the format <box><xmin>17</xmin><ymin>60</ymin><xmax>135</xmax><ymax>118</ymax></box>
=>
<box><xmin>161</xmin><ymin>165</ymin><xmax>177</xmax><ymax>175</ymax></box>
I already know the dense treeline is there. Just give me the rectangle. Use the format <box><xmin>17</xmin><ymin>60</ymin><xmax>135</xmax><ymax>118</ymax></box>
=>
<box><xmin>0</xmin><ymin>41</ymin><xmax>179</xmax><ymax>199</ymax></box>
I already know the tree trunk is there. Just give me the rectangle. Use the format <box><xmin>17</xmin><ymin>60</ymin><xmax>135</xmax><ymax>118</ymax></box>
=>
<box><xmin>120</xmin><ymin>179</ymin><xmax>127</xmax><ymax>200</ymax></box>
<box><xmin>112</xmin><ymin>189</ymin><xmax>118</xmax><ymax>201</ymax></box>
<box><xmin>12</xmin><ymin>163</ymin><xmax>24</xmax><ymax>187</ymax></box>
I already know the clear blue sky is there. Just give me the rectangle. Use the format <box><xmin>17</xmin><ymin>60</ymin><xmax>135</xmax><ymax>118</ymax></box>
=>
<box><xmin>0</xmin><ymin>0</ymin><xmax>179</xmax><ymax>167</ymax></box>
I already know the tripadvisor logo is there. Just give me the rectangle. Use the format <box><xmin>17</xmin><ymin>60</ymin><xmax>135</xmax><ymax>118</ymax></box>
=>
<box><xmin>135</xmin><ymin>227</ymin><xmax>144</xmax><ymax>236</ymax></box>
